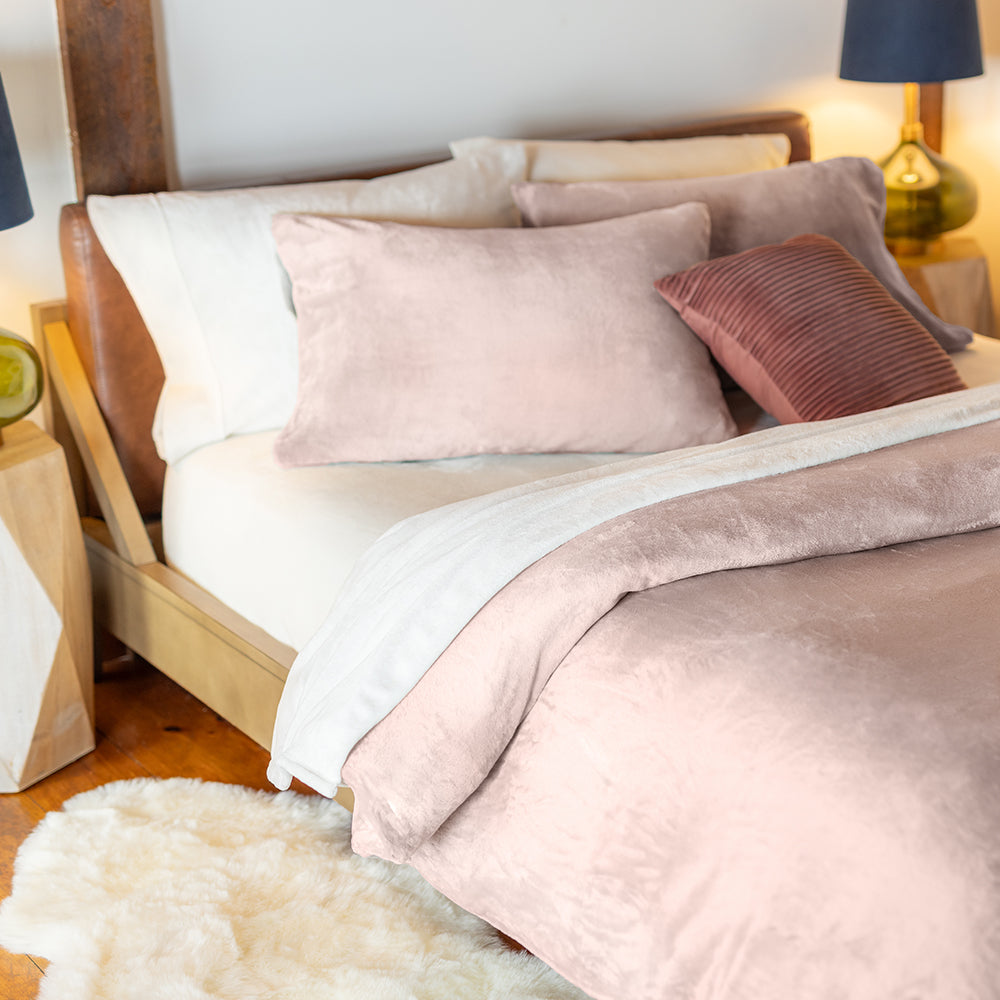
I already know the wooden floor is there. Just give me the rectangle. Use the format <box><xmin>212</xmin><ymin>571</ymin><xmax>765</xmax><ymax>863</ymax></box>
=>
<box><xmin>0</xmin><ymin>653</ymin><xmax>316</xmax><ymax>998</ymax></box>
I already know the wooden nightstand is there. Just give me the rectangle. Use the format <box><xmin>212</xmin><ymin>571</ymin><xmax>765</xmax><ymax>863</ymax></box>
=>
<box><xmin>894</xmin><ymin>236</ymin><xmax>996</xmax><ymax>339</ymax></box>
<box><xmin>0</xmin><ymin>420</ymin><xmax>94</xmax><ymax>792</ymax></box>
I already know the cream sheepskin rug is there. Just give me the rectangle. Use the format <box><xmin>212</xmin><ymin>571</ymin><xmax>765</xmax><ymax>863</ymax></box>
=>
<box><xmin>0</xmin><ymin>778</ymin><xmax>591</xmax><ymax>999</ymax></box>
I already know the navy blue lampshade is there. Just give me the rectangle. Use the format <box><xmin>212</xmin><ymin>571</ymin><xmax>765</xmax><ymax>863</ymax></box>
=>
<box><xmin>0</xmin><ymin>72</ymin><xmax>33</xmax><ymax>232</ymax></box>
<box><xmin>840</xmin><ymin>0</ymin><xmax>983</xmax><ymax>83</ymax></box>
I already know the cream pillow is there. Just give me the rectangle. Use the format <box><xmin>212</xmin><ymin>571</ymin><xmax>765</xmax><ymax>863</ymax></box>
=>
<box><xmin>87</xmin><ymin>147</ymin><xmax>528</xmax><ymax>465</ymax></box>
<box><xmin>449</xmin><ymin>132</ymin><xmax>790</xmax><ymax>182</ymax></box>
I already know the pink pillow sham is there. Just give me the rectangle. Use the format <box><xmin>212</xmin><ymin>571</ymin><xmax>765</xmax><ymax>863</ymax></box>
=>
<box><xmin>654</xmin><ymin>233</ymin><xmax>967</xmax><ymax>424</ymax></box>
<box><xmin>273</xmin><ymin>203</ymin><xmax>736</xmax><ymax>465</ymax></box>
<box><xmin>513</xmin><ymin>157</ymin><xmax>973</xmax><ymax>353</ymax></box>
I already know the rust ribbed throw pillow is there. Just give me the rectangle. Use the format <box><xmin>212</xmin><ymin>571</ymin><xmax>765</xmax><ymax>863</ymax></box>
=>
<box><xmin>654</xmin><ymin>233</ymin><xmax>967</xmax><ymax>423</ymax></box>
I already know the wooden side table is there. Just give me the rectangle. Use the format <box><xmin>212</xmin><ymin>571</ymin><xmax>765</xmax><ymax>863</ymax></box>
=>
<box><xmin>0</xmin><ymin>420</ymin><xmax>94</xmax><ymax>792</ymax></box>
<box><xmin>895</xmin><ymin>237</ymin><xmax>997</xmax><ymax>339</ymax></box>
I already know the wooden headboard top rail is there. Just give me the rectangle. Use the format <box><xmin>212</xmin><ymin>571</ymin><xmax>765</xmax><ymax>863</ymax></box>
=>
<box><xmin>59</xmin><ymin>110</ymin><xmax>811</xmax><ymax>520</ymax></box>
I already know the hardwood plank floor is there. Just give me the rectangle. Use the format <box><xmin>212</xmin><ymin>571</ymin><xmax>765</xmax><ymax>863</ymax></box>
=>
<box><xmin>0</xmin><ymin>652</ymin><xmax>314</xmax><ymax>997</ymax></box>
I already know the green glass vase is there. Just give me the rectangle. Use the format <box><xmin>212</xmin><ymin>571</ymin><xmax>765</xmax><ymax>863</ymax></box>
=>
<box><xmin>0</xmin><ymin>328</ymin><xmax>43</xmax><ymax>430</ymax></box>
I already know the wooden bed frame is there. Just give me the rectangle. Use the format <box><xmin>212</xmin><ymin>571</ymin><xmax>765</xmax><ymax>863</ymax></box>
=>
<box><xmin>42</xmin><ymin>0</ymin><xmax>813</xmax><ymax>752</ymax></box>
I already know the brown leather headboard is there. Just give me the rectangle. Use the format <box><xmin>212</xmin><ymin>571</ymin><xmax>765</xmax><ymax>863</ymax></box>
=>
<box><xmin>60</xmin><ymin>110</ymin><xmax>811</xmax><ymax>520</ymax></box>
<box><xmin>61</xmin><ymin>202</ymin><xmax>166</xmax><ymax>517</ymax></box>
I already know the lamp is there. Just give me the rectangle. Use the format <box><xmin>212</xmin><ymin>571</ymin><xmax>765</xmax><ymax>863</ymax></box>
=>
<box><xmin>840</xmin><ymin>0</ymin><xmax>984</xmax><ymax>254</ymax></box>
<box><xmin>0</xmin><ymin>70</ymin><xmax>41</xmax><ymax>442</ymax></box>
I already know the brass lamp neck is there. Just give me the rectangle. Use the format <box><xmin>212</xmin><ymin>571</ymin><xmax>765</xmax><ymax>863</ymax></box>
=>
<box><xmin>901</xmin><ymin>82</ymin><xmax>925</xmax><ymax>143</ymax></box>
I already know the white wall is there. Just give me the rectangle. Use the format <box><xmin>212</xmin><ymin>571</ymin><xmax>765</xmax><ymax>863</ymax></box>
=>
<box><xmin>158</xmin><ymin>0</ymin><xmax>845</xmax><ymax>188</ymax></box>
<box><xmin>0</xmin><ymin>3</ymin><xmax>75</xmax><ymax>343</ymax></box>
<box><xmin>2</xmin><ymin>0</ymin><xmax>999</xmax><ymax>355</ymax></box>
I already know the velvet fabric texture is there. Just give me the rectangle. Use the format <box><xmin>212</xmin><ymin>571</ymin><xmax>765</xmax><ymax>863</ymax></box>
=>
<box><xmin>339</xmin><ymin>416</ymin><xmax>1000</xmax><ymax>857</ymax></box>
<box><xmin>513</xmin><ymin>157</ymin><xmax>974</xmax><ymax>352</ymax></box>
<box><xmin>655</xmin><ymin>233</ymin><xmax>968</xmax><ymax>423</ymax></box>
<box><xmin>335</xmin><ymin>418</ymin><xmax>1000</xmax><ymax>1000</ymax></box>
<box><xmin>279</xmin><ymin>404</ymin><xmax>1000</xmax><ymax>1000</ymax></box>
<box><xmin>269</xmin><ymin>383</ymin><xmax>1000</xmax><ymax>795</ymax></box>
<box><xmin>272</xmin><ymin>203</ymin><xmax>736</xmax><ymax>465</ymax></box>
<box><xmin>401</xmin><ymin>522</ymin><xmax>1000</xmax><ymax>1000</ymax></box>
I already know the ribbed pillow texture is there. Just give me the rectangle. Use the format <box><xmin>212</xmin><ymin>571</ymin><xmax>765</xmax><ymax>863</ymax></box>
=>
<box><xmin>655</xmin><ymin>233</ymin><xmax>967</xmax><ymax>424</ymax></box>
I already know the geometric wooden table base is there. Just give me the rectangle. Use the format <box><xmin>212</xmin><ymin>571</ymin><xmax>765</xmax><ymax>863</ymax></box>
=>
<box><xmin>0</xmin><ymin>420</ymin><xmax>94</xmax><ymax>792</ymax></box>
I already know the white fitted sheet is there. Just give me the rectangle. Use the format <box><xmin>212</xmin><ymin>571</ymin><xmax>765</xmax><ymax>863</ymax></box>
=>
<box><xmin>951</xmin><ymin>331</ymin><xmax>1000</xmax><ymax>386</ymax></box>
<box><xmin>162</xmin><ymin>442</ymin><xmax>631</xmax><ymax>650</ymax></box>
<box><xmin>162</xmin><ymin>334</ymin><xmax>1000</xmax><ymax>652</ymax></box>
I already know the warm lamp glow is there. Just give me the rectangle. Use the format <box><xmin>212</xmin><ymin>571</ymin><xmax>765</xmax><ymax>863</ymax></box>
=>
<box><xmin>0</xmin><ymin>70</ymin><xmax>39</xmax><ymax>443</ymax></box>
<box><xmin>877</xmin><ymin>83</ymin><xmax>978</xmax><ymax>254</ymax></box>
<box><xmin>839</xmin><ymin>0</ymin><xmax>984</xmax><ymax>253</ymax></box>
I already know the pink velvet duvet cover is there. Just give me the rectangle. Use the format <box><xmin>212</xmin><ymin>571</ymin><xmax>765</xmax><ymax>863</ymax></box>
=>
<box><xmin>272</xmin><ymin>389</ymin><xmax>1000</xmax><ymax>1000</ymax></box>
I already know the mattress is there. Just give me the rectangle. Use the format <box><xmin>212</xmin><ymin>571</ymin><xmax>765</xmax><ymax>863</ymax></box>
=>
<box><xmin>951</xmin><ymin>329</ymin><xmax>1000</xmax><ymax>386</ymax></box>
<box><xmin>162</xmin><ymin>333</ymin><xmax>1000</xmax><ymax>651</ymax></box>
<box><xmin>162</xmin><ymin>443</ymin><xmax>635</xmax><ymax>649</ymax></box>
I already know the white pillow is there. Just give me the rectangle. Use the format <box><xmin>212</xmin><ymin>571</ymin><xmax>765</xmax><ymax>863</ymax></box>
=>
<box><xmin>87</xmin><ymin>147</ymin><xmax>528</xmax><ymax>465</ymax></box>
<box><xmin>449</xmin><ymin>132</ymin><xmax>790</xmax><ymax>182</ymax></box>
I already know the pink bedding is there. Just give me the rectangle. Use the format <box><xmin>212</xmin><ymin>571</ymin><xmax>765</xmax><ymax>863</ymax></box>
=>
<box><xmin>340</xmin><ymin>419</ymin><xmax>1000</xmax><ymax>998</ymax></box>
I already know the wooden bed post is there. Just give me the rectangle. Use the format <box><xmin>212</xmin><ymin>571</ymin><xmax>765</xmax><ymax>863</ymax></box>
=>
<box><xmin>919</xmin><ymin>83</ymin><xmax>943</xmax><ymax>153</ymax></box>
<box><xmin>55</xmin><ymin>0</ymin><xmax>168</xmax><ymax>198</ymax></box>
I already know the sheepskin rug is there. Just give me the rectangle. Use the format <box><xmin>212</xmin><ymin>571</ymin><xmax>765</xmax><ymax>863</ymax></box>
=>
<box><xmin>0</xmin><ymin>778</ymin><xmax>591</xmax><ymax>999</ymax></box>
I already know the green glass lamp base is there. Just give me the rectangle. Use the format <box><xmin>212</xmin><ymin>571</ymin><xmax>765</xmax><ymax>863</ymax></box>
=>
<box><xmin>0</xmin><ymin>328</ymin><xmax>43</xmax><ymax>442</ymax></box>
<box><xmin>879</xmin><ymin>136</ymin><xmax>978</xmax><ymax>255</ymax></box>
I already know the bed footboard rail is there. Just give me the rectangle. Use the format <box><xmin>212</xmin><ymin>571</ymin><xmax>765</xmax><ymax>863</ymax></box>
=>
<box><xmin>82</xmin><ymin>517</ymin><xmax>292</xmax><ymax>750</ymax></box>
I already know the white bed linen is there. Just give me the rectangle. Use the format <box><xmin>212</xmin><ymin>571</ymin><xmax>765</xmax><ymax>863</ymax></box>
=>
<box><xmin>162</xmin><ymin>441</ymin><xmax>631</xmax><ymax>650</ymax></box>
<box><xmin>951</xmin><ymin>330</ymin><xmax>1000</xmax><ymax>385</ymax></box>
<box><xmin>163</xmin><ymin>334</ymin><xmax>1000</xmax><ymax>654</ymax></box>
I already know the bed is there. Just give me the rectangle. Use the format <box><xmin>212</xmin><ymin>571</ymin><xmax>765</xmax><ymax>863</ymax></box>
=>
<box><xmin>44</xmin><ymin>12</ymin><xmax>824</xmax><ymax>746</ymax></box>
<box><xmin>43</xmin><ymin>2</ymin><xmax>1000</xmax><ymax>996</ymax></box>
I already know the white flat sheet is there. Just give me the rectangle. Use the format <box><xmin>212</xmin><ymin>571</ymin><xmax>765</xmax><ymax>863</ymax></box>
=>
<box><xmin>163</xmin><ymin>334</ymin><xmax>1000</xmax><ymax>653</ymax></box>
<box><xmin>162</xmin><ymin>442</ymin><xmax>631</xmax><ymax>650</ymax></box>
